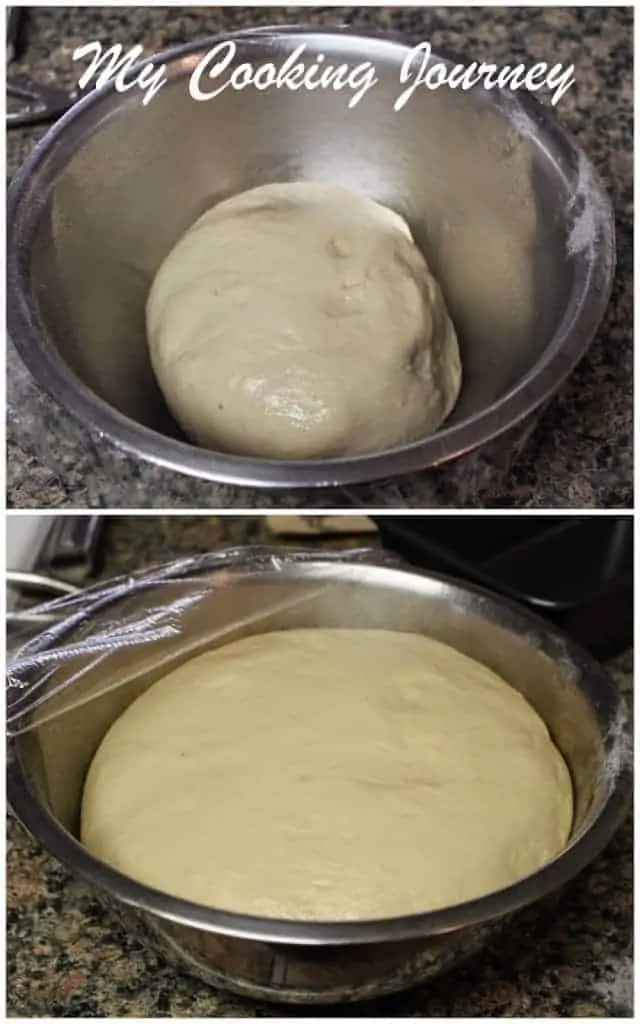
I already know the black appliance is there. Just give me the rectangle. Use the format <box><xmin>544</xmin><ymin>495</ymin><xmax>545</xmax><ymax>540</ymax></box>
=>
<box><xmin>375</xmin><ymin>516</ymin><xmax>632</xmax><ymax>660</ymax></box>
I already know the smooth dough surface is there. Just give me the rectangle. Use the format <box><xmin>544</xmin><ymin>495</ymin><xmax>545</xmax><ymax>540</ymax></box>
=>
<box><xmin>146</xmin><ymin>182</ymin><xmax>461</xmax><ymax>459</ymax></box>
<box><xmin>82</xmin><ymin>629</ymin><xmax>572</xmax><ymax>921</ymax></box>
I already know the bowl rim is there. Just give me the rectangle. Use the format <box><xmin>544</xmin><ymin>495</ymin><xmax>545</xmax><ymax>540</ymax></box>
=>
<box><xmin>7</xmin><ymin>551</ymin><xmax>632</xmax><ymax>947</ymax></box>
<box><xmin>7</xmin><ymin>26</ymin><xmax>617</xmax><ymax>489</ymax></box>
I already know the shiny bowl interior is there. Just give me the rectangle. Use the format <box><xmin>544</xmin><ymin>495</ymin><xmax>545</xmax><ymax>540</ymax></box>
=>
<box><xmin>7</xmin><ymin>28</ymin><xmax>615</xmax><ymax>488</ymax></box>
<box><xmin>7</xmin><ymin>551</ymin><xmax>631</xmax><ymax>1003</ymax></box>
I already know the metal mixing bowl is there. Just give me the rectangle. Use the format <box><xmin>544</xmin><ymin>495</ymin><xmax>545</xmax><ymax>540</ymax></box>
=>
<box><xmin>7</xmin><ymin>27</ymin><xmax>615</xmax><ymax>489</ymax></box>
<box><xmin>7</xmin><ymin>550</ymin><xmax>631</xmax><ymax>1004</ymax></box>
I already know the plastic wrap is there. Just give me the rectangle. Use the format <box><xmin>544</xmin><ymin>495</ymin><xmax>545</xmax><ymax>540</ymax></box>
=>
<box><xmin>6</xmin><ymin>546</ymin><xmax>383</xmax><ymax>736</ymax></box>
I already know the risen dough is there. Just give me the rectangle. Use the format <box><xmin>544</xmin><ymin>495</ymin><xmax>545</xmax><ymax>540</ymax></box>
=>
<box><xmin>146</xmin><ymin>182</ymin><xmax>461</xmax><ymax>459</ymax></box>
<box><xmin>81</xmin><ymin>629</ymin><xmax>572</xmax><ymax>921</ymax></box>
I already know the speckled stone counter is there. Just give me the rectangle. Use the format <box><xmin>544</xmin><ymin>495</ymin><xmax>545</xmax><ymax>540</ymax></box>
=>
<box><xmin>7</xmin><ymin>517</ymin><xmax>633</xmax><ymax>1017</ymax></box>
<box><xmin>6</xmin><ymin>6</ymin><xmax>632</xmax><ymax>509</ymax></box>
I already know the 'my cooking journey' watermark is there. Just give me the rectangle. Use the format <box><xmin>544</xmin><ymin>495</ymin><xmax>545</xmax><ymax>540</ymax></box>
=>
<box><xmin>72</xmin><ymin>39</ymin><xmax>576</xmax><ymax>110</ymax></box>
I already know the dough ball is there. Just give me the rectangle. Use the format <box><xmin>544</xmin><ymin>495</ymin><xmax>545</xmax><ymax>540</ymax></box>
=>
<box><xmin>146</xmin><ymin>182</ymin><xmax>461</xmax><ymax>459</ymax></box>
<box><xmin>81</xmin><ymin>629</ymin><xmax>572</xmax><ymax>922</ymax></box>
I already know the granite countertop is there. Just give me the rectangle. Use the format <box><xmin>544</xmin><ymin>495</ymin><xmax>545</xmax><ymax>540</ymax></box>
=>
<box><xmin>6</xmin><ymin>6</ymin><xmax>632</xmax><ymax>510</ymax></box>
<box><xmin>7</xmin><ymin>517</ymin><xmax>633</xmax><ymax>1017</ymax></box>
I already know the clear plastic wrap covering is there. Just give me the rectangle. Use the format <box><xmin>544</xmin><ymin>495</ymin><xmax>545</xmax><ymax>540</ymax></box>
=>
<box><xmin>6</xmin><ymin>546</ymin><xmax>384</xmax><ymax>736</ymax></box>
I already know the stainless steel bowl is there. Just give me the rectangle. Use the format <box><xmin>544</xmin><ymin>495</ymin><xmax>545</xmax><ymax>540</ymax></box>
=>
<box><xmin>7</xmin><ymin>550</ymin><xmax>631</xmax><ymax>1004</ymax></box>
<box><xmin>7</xmin><ymin>28</ymin><xmax>615</xmax><ymax>489</ymax></box>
